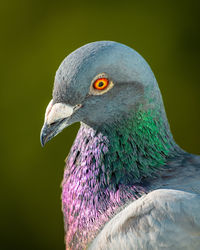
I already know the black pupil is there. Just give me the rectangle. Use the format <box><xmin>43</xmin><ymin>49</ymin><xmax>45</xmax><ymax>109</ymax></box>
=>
<box><xmin>98</xmin><ymin>81</ymin><xmax>104</xmax><ymax>87</ymax></box>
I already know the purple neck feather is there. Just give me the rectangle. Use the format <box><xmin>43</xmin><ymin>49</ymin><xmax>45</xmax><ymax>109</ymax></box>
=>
<box><xmin>62</xmin><ymin>123</ymin><xmax>147</xmax><ymax>249</ymax></box>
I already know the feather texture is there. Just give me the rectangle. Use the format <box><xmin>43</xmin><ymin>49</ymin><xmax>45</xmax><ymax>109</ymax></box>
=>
<box><xmin>90</xmin><ymin>189</ymin><xmax>200</xmax><ymax>250</ymax></box>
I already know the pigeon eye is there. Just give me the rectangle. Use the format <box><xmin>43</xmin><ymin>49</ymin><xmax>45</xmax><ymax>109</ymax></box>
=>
<box><xmin>93</xmin><ymin>78</ymin><xmax>109</xmax><ymax>90</ymax></box>
<box><xmin>90</xmin><ymin>74</ymin><xmax>114</xmax><ymax>95</ymax></box>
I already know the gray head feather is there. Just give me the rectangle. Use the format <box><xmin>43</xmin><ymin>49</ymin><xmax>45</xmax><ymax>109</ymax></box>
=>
<box><xmin>53</xmin><ymin>41</ymin><xmax>165</xmax><ymax>128</ymax></box>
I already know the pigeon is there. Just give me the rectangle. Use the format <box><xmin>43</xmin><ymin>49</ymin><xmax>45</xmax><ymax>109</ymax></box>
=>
<box><xmin>40</xmin><ymin>41</ymin><xmax>200</xmax><ymax>250</ymax></box>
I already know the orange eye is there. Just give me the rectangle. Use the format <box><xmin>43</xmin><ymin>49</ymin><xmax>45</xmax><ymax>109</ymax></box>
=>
<box><xmin>93</xmin><ymin>78</ymin><xmax>109</xmax><ymax>90</ymax></box>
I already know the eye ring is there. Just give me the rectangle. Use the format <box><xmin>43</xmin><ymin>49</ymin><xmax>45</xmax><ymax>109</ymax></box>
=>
<box><xmin>89</xmin><ymin>73</ymin><xmax>114</xmax><ymax>96</ymax></box>
<box><xmin>93</xmin><ymin>78</ymin><xmax>109</xmax><ymax>90</ymax></box>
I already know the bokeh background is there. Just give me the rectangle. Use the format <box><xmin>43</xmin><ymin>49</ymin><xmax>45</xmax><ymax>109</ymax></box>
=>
<box><xmin>1</xmin><ymin>0</ymin><xmax>200</xmax><ymax>249</ymax></box>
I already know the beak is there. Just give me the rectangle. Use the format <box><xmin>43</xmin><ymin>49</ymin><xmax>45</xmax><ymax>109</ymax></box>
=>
<box><xmin>40</xmin><ymin>118</ymin><xmax>68</xmax><ymax>147</ymax></box>
<box><xmin>40</xmin><ymin>100</ymin><xmax>81</xmax><ymax>146</ymax></box>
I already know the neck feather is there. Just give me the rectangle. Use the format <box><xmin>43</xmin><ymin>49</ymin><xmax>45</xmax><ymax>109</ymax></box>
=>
<box><xmin>62</xmin><ymin>108</ymin><xmax>182</xmax><ymax>249</ymax></box>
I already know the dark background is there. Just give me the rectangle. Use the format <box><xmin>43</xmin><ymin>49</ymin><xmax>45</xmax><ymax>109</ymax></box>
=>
<box><xmin>1</xmin><ymin>1</ymin><xmax>200</xmax><ymax>249</ymax></box>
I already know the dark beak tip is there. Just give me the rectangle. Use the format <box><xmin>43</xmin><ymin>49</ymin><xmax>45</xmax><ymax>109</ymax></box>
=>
<box><xmin>40</xmin><ymin>139</ymin><xmax>45</xmax><ymax>147</ymax></box>
<box><xmin>40</xmin><ymin>125</ymin><xmax>48</xmax><ymax>147</ymax></box>
<box><xmin>40</xmin><ymin>132</ymin><xmax>45</xmax><ymax>147</ymax></box>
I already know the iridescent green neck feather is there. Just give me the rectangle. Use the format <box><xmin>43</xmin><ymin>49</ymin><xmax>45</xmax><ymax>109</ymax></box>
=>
<box><xmin>96</xmin><ymin>107</ymin><xmax>181</xmax><ymax>186</ymax></box>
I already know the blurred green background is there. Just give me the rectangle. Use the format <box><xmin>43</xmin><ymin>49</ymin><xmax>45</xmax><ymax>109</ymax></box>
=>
<box><xmin>1</xmin><ymin>0</ymin><xmax>200</xmax><ymax>249</ymax></box>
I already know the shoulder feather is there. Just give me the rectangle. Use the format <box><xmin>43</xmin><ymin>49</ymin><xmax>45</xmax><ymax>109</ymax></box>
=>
<box><xmin>89</xmin><ymin>189</ymin><xmax>200</xmax><ymax>250</ymax></box>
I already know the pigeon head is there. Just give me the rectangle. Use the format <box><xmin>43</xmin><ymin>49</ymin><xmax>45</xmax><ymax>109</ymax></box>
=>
<box><xmin>40</xmin><ymin>41</ymin><xmax>164</xmax><ymax>146</ymax></box>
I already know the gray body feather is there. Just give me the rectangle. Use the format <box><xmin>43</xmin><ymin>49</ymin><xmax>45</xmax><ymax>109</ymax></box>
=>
<box><xmin>90</xmin><ymin>189</ymin><xmax>200</xmax><ymax>250</ymax></box>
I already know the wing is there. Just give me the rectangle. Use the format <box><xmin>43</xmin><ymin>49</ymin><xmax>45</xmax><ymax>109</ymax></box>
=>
<box><xmin>89</xmin><ymin>189</ymin><xmax>200</xmax><ymax>250</ymax></box>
